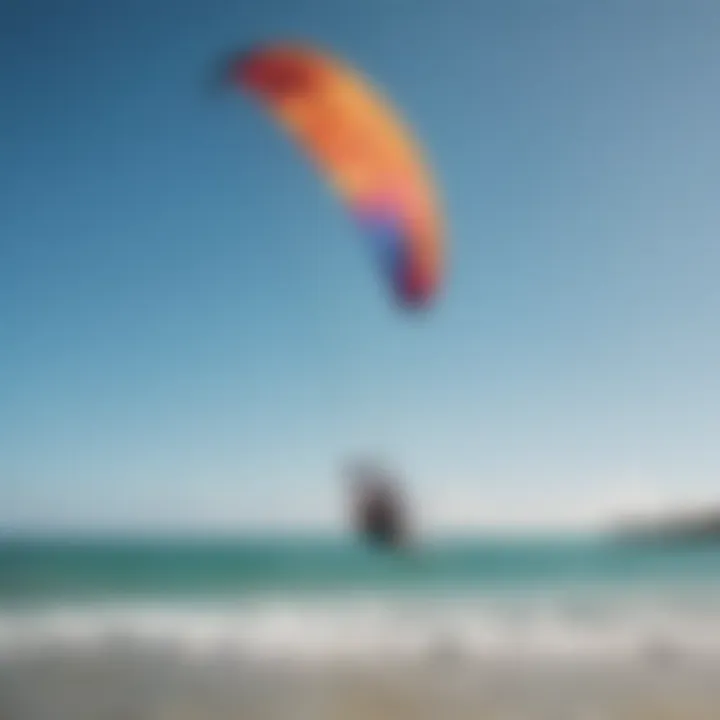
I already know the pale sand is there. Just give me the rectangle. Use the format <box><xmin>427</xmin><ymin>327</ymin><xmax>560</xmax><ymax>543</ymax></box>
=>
<box><xmin>2</xmin><ymin>649</ymin><xmax>720</xmax><ymax>719</ymax></box>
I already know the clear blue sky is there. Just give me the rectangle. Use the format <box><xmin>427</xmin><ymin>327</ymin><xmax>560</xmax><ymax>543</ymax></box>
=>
<box><xmin>2</xmin><ymin>0</ymin><xmax>720</xmax><ymax>533</ymax></box>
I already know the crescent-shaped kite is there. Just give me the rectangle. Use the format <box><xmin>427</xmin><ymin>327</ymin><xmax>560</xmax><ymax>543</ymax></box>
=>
<box><xmin>227</xmin><ymin>42</ymin><xmax>445</xmax><ymax>309</ymax></box>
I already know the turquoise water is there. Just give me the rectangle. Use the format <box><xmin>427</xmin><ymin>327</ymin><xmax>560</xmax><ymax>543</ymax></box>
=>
<box><xmin>2</xmin><ymin>535</ymin><xmax>720</xmax><ymax>662</ymax></box>
<box><xmin>3</xmin><ymin>535</ymin><xmax>720</xmax><ymax>604</ymax></box>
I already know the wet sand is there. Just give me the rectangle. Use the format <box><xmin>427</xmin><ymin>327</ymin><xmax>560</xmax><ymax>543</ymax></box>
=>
<box><xmin>2</xmin><ymin>647</ymin><xmax>720</xmax><ymax>720</ymax></box>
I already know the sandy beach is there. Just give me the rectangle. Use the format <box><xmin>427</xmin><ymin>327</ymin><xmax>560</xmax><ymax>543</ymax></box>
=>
<box><xmin>2</xmin><ymin>643</ymin><xmax>720</xmax><ymax>720</ymax></box>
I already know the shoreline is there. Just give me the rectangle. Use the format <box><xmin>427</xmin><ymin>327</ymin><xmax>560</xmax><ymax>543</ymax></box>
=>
<box><xmin>2</xmin><ymin>643</ymin><xmax>720</xmax><ymax>719</ymax></box>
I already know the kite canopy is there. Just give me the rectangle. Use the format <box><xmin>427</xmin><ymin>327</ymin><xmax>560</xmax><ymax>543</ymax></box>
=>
<box><xmin>228</xmin><ymin>42</ymin><xmax>444</xmax><ymax>309</ymax></box>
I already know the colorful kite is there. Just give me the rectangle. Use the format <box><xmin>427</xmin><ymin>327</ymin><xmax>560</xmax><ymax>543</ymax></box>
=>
<box><xmin>228</xmin><ymin>42</ymin><xmax>445</xmax><ymax>309</ymax></box>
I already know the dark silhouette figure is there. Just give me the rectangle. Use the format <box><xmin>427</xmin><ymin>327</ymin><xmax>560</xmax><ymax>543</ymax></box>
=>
<box><xmin>345</xmin><ymin>461</ymin><xmax>411</xmax><ymax>550</ymax></box>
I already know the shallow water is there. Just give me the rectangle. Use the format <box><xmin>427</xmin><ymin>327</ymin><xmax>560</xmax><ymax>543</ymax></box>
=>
<box><xmin>3</xmin><ymin>535</ymin><xmax>720</xmax><ymax>602</ymax></box>
<box><xmin>2</xmin><ymin>536</ymin><xmax>720</xmax><ymax>718</ymax></box>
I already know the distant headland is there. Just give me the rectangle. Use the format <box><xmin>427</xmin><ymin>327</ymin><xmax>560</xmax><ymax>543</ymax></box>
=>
<box><xmin>612</xmin><ymin>505</ymin><xmax>720</xmax><ymax>543</ymax></box>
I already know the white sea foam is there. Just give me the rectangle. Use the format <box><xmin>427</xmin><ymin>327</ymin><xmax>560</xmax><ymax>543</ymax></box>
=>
<box><xmin>3</xmin><ymin>589</ymin><xmax>720</xmax><ymax>667</ymax></box>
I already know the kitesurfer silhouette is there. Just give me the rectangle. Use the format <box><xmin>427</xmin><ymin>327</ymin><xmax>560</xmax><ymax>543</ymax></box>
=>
<box><xmin>345</xmin><ymin>461</ymin><xmax>412</xmax><ymax>551</ymax></box>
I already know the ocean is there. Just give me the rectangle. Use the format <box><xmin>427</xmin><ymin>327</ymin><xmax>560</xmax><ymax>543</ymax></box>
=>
<box><xmin>3</xmin><ymin>534</ymin><xmax>720</xmax><ymax>658</ymax></box>
<box><xmin>2</xmin><ymin>535</ymin><xmax>720</xmax><ymax>718</ymax></box>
